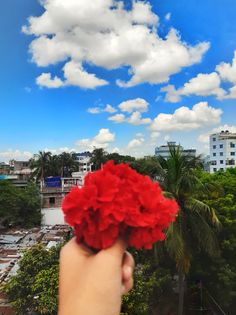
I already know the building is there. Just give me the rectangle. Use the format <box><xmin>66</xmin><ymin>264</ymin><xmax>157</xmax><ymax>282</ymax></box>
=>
<box><xmin>0</xmin><ymin>225</ymin><xmax>71</xmax><ymax>314</ymax></box>
<box><xmin>0</xmin><ymin>162</ymin><xmax>11</xmax><ymax>175</ymax></box>
<box><xmin>155</xmin><ymin>142</ymin><xmax>196</xmax><ymax>159</ymax></box>
<box><xmin>74</xmin><ymin>152</ymin><xmax>93</xmax><ymax>172</ymax></box>
<box><xmin>0</xmin><ymin>160</ymin><xmax>32</xmax><ymax>188</ymax></box>
<box><xmin>40</xmin><ymin>174</ymin><xmax>86</xmax><ymax>225</ymax></box>
<box><xmin>209</xmin><ymin>130</ymin><xmax>236</xmax><ymax>173</ymax></box>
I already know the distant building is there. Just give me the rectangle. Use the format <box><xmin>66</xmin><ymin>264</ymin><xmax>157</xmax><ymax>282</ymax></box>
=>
<box><xmin>155</xmin><ymin>142</ymin><xmax>196</xmax><ymax>159</ymax></box>
<box><xmin>74</xmin><ymin>152</ymin><xmax>93</xmax><ymax>173</ymax></box>
<box><xmin>210</xmin><ymin>130</ymin><xmax>236</xmax><ymax>173</ymax></box>
<box><xmin>0</xmin><ymin>162</ymin><xmax>11</xmax><ymax>175</ymax></box>
<box><xmin>40</xmin><ymin>174</ymin><xmax>86</xmax><ymax>225</ymax></box>
<box><xmin>0</xmin><ymin>160</ymin><xmax>32</xmax><ymax>188</ymax></box>
<box><xmin>202</xmin><ymin>155</ymin><xmax>210</xmax><ymax>172</ymax></box>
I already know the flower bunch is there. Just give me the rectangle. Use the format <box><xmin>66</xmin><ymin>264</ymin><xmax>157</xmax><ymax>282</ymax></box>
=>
<box><xmin>62</xmin><ymin>160</ymin><xmax>179</xmax><ymax>250</ymax></box>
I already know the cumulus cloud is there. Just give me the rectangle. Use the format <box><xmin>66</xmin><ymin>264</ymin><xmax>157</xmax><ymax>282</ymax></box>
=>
<box><xmin>118</xmin><ymin>98</ymin><xmax>149</xmax><ymax>112</ymax></box>
<box><xmin>76</xmin><ymin>128</ymin><xmax>115</xmax><ymax>150</ymax></box>
<box><xmin>150</xmin><ymin>102</ymin><xmax>222</xmax><ymax>132</ymax></box>
<box><xmin>23</xmin><ymin>0</ymin><xmax>209</xmax><ymax>89</ymax></box>
<box><xmin>0</xmin><ymin>149</ymin><xmax>33</xmax><ymax>162</ymax></box>
<box><xmin>162</xmin><ymin>50</ymin><xmax>236</xmax><ymax>102</ymax></box>
<box><xmin>43</xmin><ymin>147</ymin><xmax>76</xmax><ymax>154</ymax></box>
<box><xmin>36</xmin><ymin>73</ymin><xmax>64</xmax><ymax>88</ymax></box>
<box><xmin>88</xmin><ymin>104</ymin><xmax>117</xmax><ymax>114</ymax></box>
<box><xmin>108</xmin><ymin>113</ymin><xmax>126</xmax><ymax>123</ymax></box>
<box><xmin>104</xmin><ymin>104</ymin><xmax>117</xmax><ymax>113</ymax></box>
<box><xmin>128</xmin><ymin>137</ymin><xmax>145</xmax><ymax>149</ymax></box>
<box><xmin>162</xmin><ymin>72</ymin><xmax>226</xmax><ymax>102</ymax></box>
<box><xmin>216</xmin><ymin>51</ymin><xmax>236</xmax><ymax>84</ymax></box>
<box><xmin>87</xmin><ymin>107</ymin><xmax>101</xmax><ymax>114</ymax></box>
<box><xmin>127</xmin><ymin>111</ymin><xmax>151</xmax><ymax>125</ymax></box>
<box><xmin>63</xmin><ymin>60</ymin><xmax>108</xmax><ymax>89</ymax></box>
<box><xmin>108</xmin><ymin>111</ymin><xmax>151</xmax><ymax>125</ymax></box>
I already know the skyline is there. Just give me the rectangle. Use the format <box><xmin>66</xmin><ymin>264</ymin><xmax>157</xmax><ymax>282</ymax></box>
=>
<box><xmin>1</xmin><ymin>0</ymin><xmax>236</xmax><ymax>162</ymax></box>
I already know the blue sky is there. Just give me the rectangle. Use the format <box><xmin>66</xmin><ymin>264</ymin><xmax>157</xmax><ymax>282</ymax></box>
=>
<box><xmin>0</xmin><ymin>0</ymin><xmax>236</xmax><ymax>161</ymax></box>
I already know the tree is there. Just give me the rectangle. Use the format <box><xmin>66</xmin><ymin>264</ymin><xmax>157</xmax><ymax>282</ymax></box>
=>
<box><xmin>155</xmin><ymin>146</ymin><xmax>220</xmax><ymax>315</ymax></box>
<box><xmin>90</xmin><ymin>148</ymin><xmax>107</xmax><ymax>170</ymax></box>
<box><xmin>30</xmin><ymin>151</ymin><xmax>52</xmax><ymax>181</ymax></box>
<box><xmin>131</xmin><ymin>156</ymin><xmax>160</xmax><ymax>180</ymax></box>
<box><xmin>58</xmin><ymin>152</ymin><xmax>78</xmax><ymax>177</ymax></box>
<box><xmin>106</xmin><ymin>153</ymin><xmax>135</xmax><ymax>165</ymax></box>
<box><xmin>190</xmin><ymin>168</ymin><xmax>236</xmax><ymax>313</ymax></box>
<box><xmin>4</xmin><ymin>244</ymin><xmax>60</xmax><ymax>315</ymax></box>
<box><xmin>0</xmin><ymin>181</ymin><xmax>41</xmax><ymax>228</ymax></box>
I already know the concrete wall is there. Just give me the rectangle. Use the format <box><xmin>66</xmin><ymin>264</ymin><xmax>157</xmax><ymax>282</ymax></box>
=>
<box><xmin>41</xmin><ymin>208</ymin><xmax>65</xmax><ymax>226</ymax></box>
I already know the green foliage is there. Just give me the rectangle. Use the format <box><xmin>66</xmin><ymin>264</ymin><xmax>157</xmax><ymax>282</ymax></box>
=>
<box><xmin>122</xmin><ymin>264</ymin><xmax>175</xmax><ymax>315</ymax></box>
<box><xmin>4</xmin><ymin>244</ymin><xmax>61</xmax><ymax>315</ymax></box>
<box><xmin>30</xmin><ymin>151</ymin><xmax>79</xmax><ymax>180</ymax></box>
<box><xmin>190</xmin><ymin>168</ymin><xmax>236</xmax><ymax>313</ymax></box>
<box><xmin>0</xmin><ymin>181</ymin><xmax>41</xmax><ymax>228</ymax></box>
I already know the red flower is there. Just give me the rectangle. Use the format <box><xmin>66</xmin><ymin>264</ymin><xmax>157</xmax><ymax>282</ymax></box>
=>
<box><xmin>62</xmin><ymin>160</ymin><xmax>179</xmax><ymax>250</ymax></box>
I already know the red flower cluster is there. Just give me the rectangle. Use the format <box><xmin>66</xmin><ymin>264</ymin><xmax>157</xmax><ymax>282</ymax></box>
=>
<box><xmin>62</xmin><ymin>161</ymin><xmax>179</xmax><ymax>250</ymax></box>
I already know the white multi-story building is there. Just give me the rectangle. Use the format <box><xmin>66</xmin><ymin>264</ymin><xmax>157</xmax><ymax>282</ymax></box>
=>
<box><xmin>155</xmin><ymin>142</ymin><xmax>196</xmax><ymax>159</ymax></box>
<box><xmin>210</xmin><ymin>130</ymin><xmax>236</xmax><ymax>173</ymax></box>
<box><xmin>74</xmin><ymin>152</ymin><xmax>93</xmax><ymax>172</ymax></box>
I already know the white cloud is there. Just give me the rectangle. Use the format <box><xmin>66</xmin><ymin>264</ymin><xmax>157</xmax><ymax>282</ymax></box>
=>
<box><xmin>165</xmin><ymin>13</ymin><xmax>171</xmax><ymax>21</ymax></box>
<box><xmin>150</xmin><ymin>102</ymin><xmax>222</xmax><ymax>132</ymax></box>
<box><xmin>108</xmin><ymin>113</ymin><xmax>126</xmax><ymax>123</ymax></box>
<box><xmin>161</xmin><ymin>50</ymin><xmax>236</xmax><ymax>102</ymax></box>
<box><xmin>128</xmin><ymin>137</ymin><xmax>145</xmax><ymax>149</ymax></box>
<box><xmin>63</xmin><ymin>61</ymin><xmax>108</xmax><ymax>89</ymax></box>
<box><xmin>87</xmin><ymin>104</ymin><xmax>117</xmax><ymax>114</ymax></box>
<box><xmin>104</xmin><ymin>104</ymin><xmax>117</xmax><ymax>113</ymax></box>
<box><xmin>23</xmin><ymin>0</ymin><xmax>209</xmax><ymax>88</ymax></box>
<box><xmin>161</xmin><ymin>85</ymin><xmax>181</xmax><ymax>103</ymax></box>
<box><xmin>216</xmin><ymin>51</ymin><xmax>236</xmax><ymax>84</ymax></box>
<box><xmin>76</xmin><ymin>128</ymin><xmax>115</xmax><ymax>150</ymax></box>
<box><xmin>162</xmin><ymin>72</ymin><xmax>226</xmax><ymax>102</ymax></box>
<box><xmin>224</xmin><ymin>85</ymin><xmax>236</xmax><ymax>99</ymax></box>
<box><xmin>127</xmin><ymin>111</ymin><xmax>151</xmax><ymax>125</ymax></box>
<box><xmin>44</xmin><ymin>147</ymin><xmax>76</xmax><ymax>154</ymax></box>
<box><xmin>118</xmin><ymin>98</ymin><xmax>149</xmax><ymax>113</ymax></box>
<box><xmin>150</xmin><ymin>132</ymin><xmax>161</xmax><ymax>139</ymax></box>
<box><xmin>36</xmin><ymin>73</ymin><xmax>64</xmax><ymax>88</ymax></box>
<box><xmin>0</xmin><ymin>150</ymin><xmax>33</xmax><ymax>162</ymax></box>
<box><xmin>87</xmin><ymin>107</ymin><xmax>101</xmax><ymax>114</ymax></box>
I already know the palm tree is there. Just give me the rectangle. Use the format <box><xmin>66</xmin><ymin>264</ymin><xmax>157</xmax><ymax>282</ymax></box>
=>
<box><xmin>155</xmin><ymin>145</ymin><xmax>220</xmax><ymax>315</ymax></box>
<box><xmin>58</xmin><ymin>152</ymin><xmax>78</xmax><ymax>177</ymax></box>
<box><xmin>90</xmin><ymin>148</ymin><xmax>107</xmax><ymax>170</ymax></box>
<box><xmin>30</xmin><ymin>151</ymin><xmax>52</xmax><ymax>181</ymax></box>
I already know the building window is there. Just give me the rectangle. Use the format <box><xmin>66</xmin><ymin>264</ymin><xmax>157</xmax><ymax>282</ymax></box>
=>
<box><xmin>220</xmin><ymin>144</ymin><xmax>223</xmax><ymax>148</ymax></box>
<box><xmin>49</xmin><ymin>197</ymin><xmax>55</xmax><ymax>205</ymax></box>
<box><xmin>220</xmin><ymin>168</ymin><xmax>224</xmax><ymax>171</ymax></box>
<box><xmin>220</xmin><ymin>160</ymin><xmax>224</xmax><ymax>164</ymax></box>
<box><xmin>230</xmin><ymin>142</ymin><xmax>235</xmax><ymax>148</ymax></box>
<box><xmin>213</xmin><ymin>168</ymin><xmax>217</xmax><ymax>172</ymax></box>
<box><xmin>230</xmin><ymin>152</ymin><xmax>235</xmax><ymax>156</ymax></box>
<box><xmin>220</xmin><ymin>152</ymin><xmax>223</xmax><ymax>156</ymax></box>
<box><xmin>211</xmin><ymin>160</ymin><xmax>217</xmax><ymax>165</ymax></box>
<box><xmin>226</xmin><ymin>159</ymin><xmax>235</xmax><ymax>165</ymax></box>
<box><xmin>213</xmin><ymin>145</ymin><xmax>216</xmax><ymax>149</ymax></box>
<box><xmin>213</xmin><ymin>153</ymin><xmax>216</xmax><ymax>157</ymax></box>
<box><xmin>212</xmin><ymin>137</ymin><xmax>216</xmax><ymax>141</ymax></box>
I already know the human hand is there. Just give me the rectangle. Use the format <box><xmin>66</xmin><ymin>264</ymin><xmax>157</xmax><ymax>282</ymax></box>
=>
<box><xmin>58</xmin><ymin>237</ymin><xmax>134</xmax><ymax>315</ymax></box>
